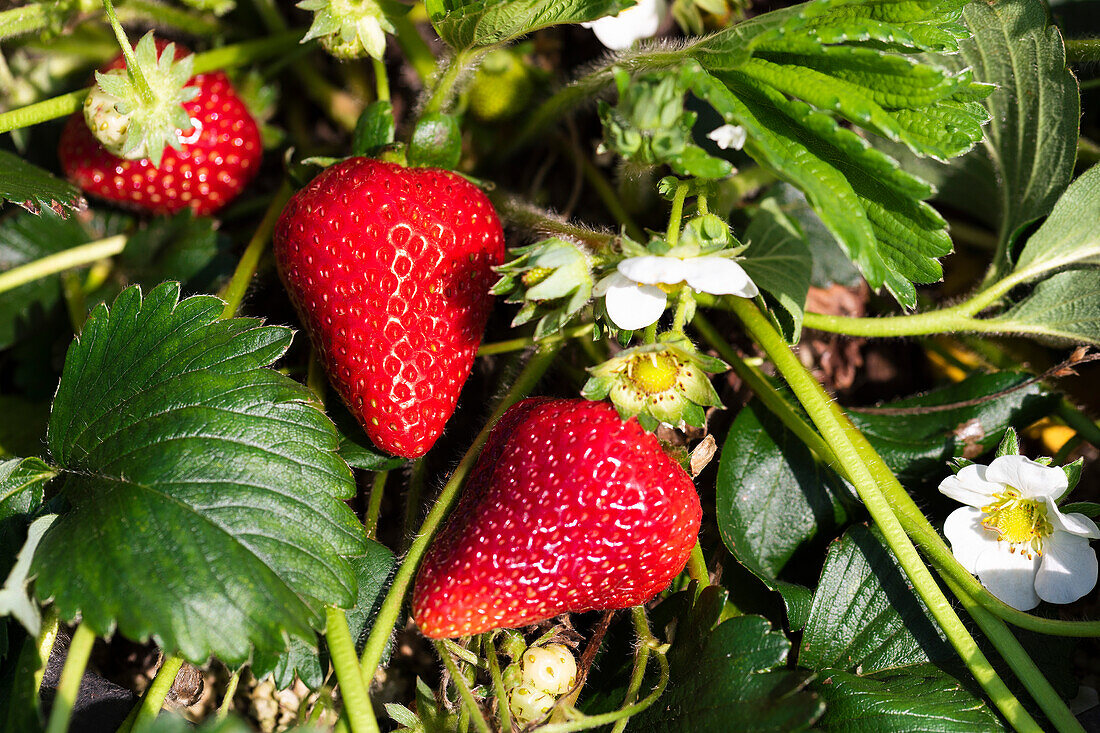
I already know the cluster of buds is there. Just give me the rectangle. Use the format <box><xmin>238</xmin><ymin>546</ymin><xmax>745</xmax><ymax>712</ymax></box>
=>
<box><xmin>503</xmin><ymin>640</ymin><xmax>579</xmax><ymax>727</ymax></box>
<box><xmin>492</xmin><ymin>237</ymin><xmax>596</xmax><ymax>340</ymax></box>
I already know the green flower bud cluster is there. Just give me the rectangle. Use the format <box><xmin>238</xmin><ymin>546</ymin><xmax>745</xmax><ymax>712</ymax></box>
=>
<box><xmin>504</xmin><ymin>642</ymin><xmax>579</xmax><ymax>727</ymax></box>
<box><xmin>297</xmin><ymin>0</ymin><xmax>406</xmax><ymax>61</ymax></box>
<box><xmin>583</xmin><ymin>336</ymin><xmax>727</xmax><ymax>430</ymax></box>
<box><xmin>492</xmin><ymin>237</ymin><xmax>596</xmax><ymax>340</ymax></box>
<box><xmin>468</xmin><ymin>48</ymin><xmax>535</xmax><ymax>123</ymax></box>
<box><xmin>598</xmin><ymin>66</ymin><xmax>732</xmax><ymax>179</ymax></box>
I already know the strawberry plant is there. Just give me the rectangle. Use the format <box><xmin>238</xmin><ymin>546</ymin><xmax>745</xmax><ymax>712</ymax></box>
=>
<box><xmin>1</xmin><ymin>0</ymin><xmax>1100</xmax><ymax>731</ymax></box>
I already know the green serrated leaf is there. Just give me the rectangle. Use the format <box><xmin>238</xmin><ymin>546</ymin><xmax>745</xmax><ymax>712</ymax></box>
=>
<box><xmin>964</xmin><ymin>0</ymin><xmax>1078</xmax><ymax>277</ymax></box>
<box><xmin>717</xmin><ymin>401</ymin><xmax>848</xmax><ymax>630</ymax></box>
<box><xmin>989</xmin><ymin>269</ymin><xmax>1100</xmax><ymax>347</ymax></box>
<box><xmin>741</xmin><ymin>198</ymin><xmax>813</xmax><ymax>343</ymax></box>
<box><xmin>352</xmin><ymin>101</ymin><xmax>397</xmax><ymax>156</ymax></box>
<box><xmin>634</xmin><ymin>586</ymin><xmax>824</xmax><ymax>731</ymax></box>
<box><xmin>431</xmin><ymin>0</ymin><xmax>633</xmax><ymax>49</ymax></box>
<box><xmin>848</xmin><ymin>372</ymin><xmax>1055</xmax><ymax>486</ymax></box>
<box><xmin>0</xmin><ymin>150</ymin><xmax>84</xmax><ymax>218</ymax></box>
<box><xmin>801</xmin><ymin>525</ymin><xmax>953</xmax><ymax>673</ymax></box>
<box><xmin>1010</xmin><ymin>165</ymin><xmax>1100</xmax><ymax>283</ymax></box>
<box><xmin>32</xmin><ymin>283</ymin><xmax>367</xmax><ymax>665</ymax></box>
<box><xmin>813</xmin><ymin>667</ymin><xmax>1004</xmax><ymax>732</ymax></box>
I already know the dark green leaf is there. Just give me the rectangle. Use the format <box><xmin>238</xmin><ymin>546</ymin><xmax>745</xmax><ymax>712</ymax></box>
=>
<box><xmin>849</xmin><ymin>372</ymin><xmax>1057</xmax><ymax>486</ymax></box>
<box><xmin>800</xmin><ymin>526</ymin><xmax>952</xmax><ymax>673</ymax></box>
<box><xmin>1062</xmin><ymin>502</ymin><xmax>1100</xmax><ymax>518</ymax></box>
<box><xmin>634</xmin><ymin>585</ymin><xmax>824</xmax><ymax>732</ymax></box>
<box><xmin>33</xmin><ymin>283</ymin><xmax>366</xmax><ymax>665</ymax></box>
<box><xmin>430</xmin><ymin>0</ymin><xmax>633</xmax><ymax>49</ymax></box>
<box><xmin>814</xmin><ymin>667</ymin><xmax>1003</xmax><ymax>732</ymax></box>
<box><xmin>119</xmin><ymin>212</ymin><xmax>235</xmax><ymax>294</ymax></box>
<box><xmin>1010</xmin><ymin>165</ymin><xmax>1100</xmax><ymax>283</ymax></box>
<box><xmin>990</xmin><ymin>269</ymin><xmax>1100</xmax><ymax>346</ymax></box>
<box><xmin>0</xmin><ymin>150</ymin><xmax>84</xmax><ymax>217</ymax></box>
<box><xmin>256</xmin><ymin>540</ymin><xmax>396</xmax><ymax>690</ymax></box>
<box><xmin>717</xmin><ymin>402</ymin><xmax>848</xmax><ymax>630</ymax></box>
<box><xmin>330</xmin><ymin>402</ymin><xmax>407</xmax><ymax>471</ymax></box>
<box><xmin>741</xmin><ymin>197</ymin><xmax>812</xmax><ymax>342</ymax></box>
<box><xmin>771</xmin><ymin>184</ymin><xmax>862</xmax><ymax>290</ymax></box>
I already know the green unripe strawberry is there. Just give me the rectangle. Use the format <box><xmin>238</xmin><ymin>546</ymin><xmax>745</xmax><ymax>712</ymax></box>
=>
<box><xmin>468</xmin><ymin>49</ymin><xmax>533</xmax><ymax>123</ymax></box>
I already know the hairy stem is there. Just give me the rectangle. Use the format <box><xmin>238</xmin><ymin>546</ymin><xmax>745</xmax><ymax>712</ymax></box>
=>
<box><xmin>359</xmin><ymin>347</ymin><xmax>561</xmax><ymax>681</ymax></box>
<box><xmin>364</xmin><ymin>471</ymin><xmax>388</xmax><ymax>539</ymax></box>
<box><xmin>101</xmin><ymin>0</ymin><xmax>155</xmax><ymax>106</ymax></box>
<box><xmin>128</xmin><ymin>654</ymin><xmax>185</xmax><ymax>733</ymax></box>
<box><xmin>435</xmin><ymin>641</ymin><xmax>492</xmax><ymax>733</ymax></box>
<box><xmin>217</xmin><ymin>668</ymin><xmax>241</xmax><ymax>720</ymax></box>
<box><xmin>610</xmin><ymin>607</ymin><xmax>653</xmax><ymax>733</ymax></box>
<box><xmin>477</xmin><ymin>323</ymin><xmax>595</xmax><ymax>357</ymax></box>
<box><xmin>728</xmin><ymin>297</ymin><xmax>1041</xmax><ymax>732</ymax></box>
<box><xmin>686</xmin><ymin>541</ymin><xmax>708</xmax><ymax>586</ymax></box>
<box><xmin>0</xmin><ymin>3</ymin><xmax>49</xmax><ymax>41</ymax></box>
<box><xmin>326</xmin><ymin>606</ymin><xmax>380</xmax><ymax>733</ymax></box>
<box><xmin>0</xmin><ymin>236</ymin><xmax>127</xmax><ymax>297</ymax></box>
<box><xmin>45</xmin><ymin>623</ymin><xmax>96</xmax><ymax>733</ymax></box>
<box><xmin>1065</xmin><ymin>38</ymin><xmax>1100</xmax><ymax>64</ymax></box>
<box><xmin>484</xmin><ymin>635</ymin><xmax>512</xmax><ymax>732</ymax></box>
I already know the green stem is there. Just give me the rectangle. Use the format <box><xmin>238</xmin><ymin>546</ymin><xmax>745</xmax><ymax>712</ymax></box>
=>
<box><xmin>402</xmin><ymin>458</ymin><xmax>428</xmax><ymax>553</ymax></box>
<box><xmin>372</xmin><ymin>57</ymin><xmax>391</xmax><ymax>102</ymax></box>
<box><xmin>0</xmin><ymin>235</ymin><xmax>127</xmax><ymax>297</ymax></box>
<box><xmin>434</xmin><ymin>641</ymin><xmax>492</xmax><ymax>733</ymax></box>
<box><xmin>35</xmin><ymin>609</ymin><xmax>60</xmax><ymax>695</ymax></box>
<box><xmin>359</xmin><ymin>347</ymin><xmax>561</xmax><ymax>680</ymax></box>
<box><xmin>45</xmin><ymin>623</ymin><xmax>96</xmax><ymax>733</ymax></box>
<box><xmin>219</xmin><ymin>182</ymin><xmax>292</xmax><ymax>318</ymax></box>
<box><xmin>686</xmin><ymin>541</ymin><xmax>708</xmax><ymax>586</ymax></box>
<box><xmin>728</xmin><ymin>297</ymin><xmax>1041</xmax><ymax>733</ymax></box>
<box><xmin>0</xmin><ymin>30</ymin><xmax>304</xmax><ymax>134</ymax></box>
<box><xmin>116</xmin><ymin>0</ymin><xmax>222</xmax><ymax>36</ymax></box>
<box><xmin>483</xmin><ymin>635</ymin><xmax>512</xmax><ymax>733</ymax></box>
<box><xmin>643</xmin><ymin>322</ymin><xmax>658</xmax><ymax>345</ymax></box>
<box><xmin>1056</xmin><ymin>401</ymin><xmax>1100</xmax><ymax>449</ymax></box>
<box><xmin>423</xmin><ymin>48</ymin><xmax>482</xmax><ymax>116</ymax></box>
<box><xmin>0</xmin><ymin>3</ymin><xmax>49</xmax><ymax>41</ymax></box>
<box><xmin>943</xmin><ymin>576</ymin><xmax>1085</xmax><ymax>733</ymax></box>
<box><xmin>101</xmin><ymin>0</ymin><xmax>155</xmax><ymax>106</ymax></box>
<box><xmin>216</xmin><ymin>668</ymin><xmax>241</xmax><ymax>720</ymax></box>
<box><xmin>326</xmin><ymin>606</ymin><xmax>381</xmax><ymax>733</ymax></box>
<box><xmin>392</xmin><ymin>14</ymin><xmax>436</xmax><ymax>84</ymax></box>
<box><xmin>666</xmin><ymin>183</ymin><xmax>689</xmax><ymax>249</ymax></box>
<box><xmin>671</xmin><ymin>290</ymin><xmax>693</xmax><ymax>334</ymax></box>
<box><xmin>610</xmin><ymin>607</ymin><xmax>652</xmax><ymax>733</ymax></box>
<box><xmin>1065</xmin><ymin>38</ymin><xmax>1100</xmax><ymax>64</ymax></box>
<box><xmin>477</xmin><ymin>323</ymin><xmax>595</xmax><ymax>357</ymax></box>
<box><xmin>130</xmin><ymin>654</ymin><xmax>184</xmax><ymax>733</ymax></box>
<box><xmin>490</xmin><ymin>195</ymin><xmax>616</xmax><ymax>252</ymax></box>
<box><xmin>364</xmin><ymin>471</ymin><xmax>388</xmax><ymax>539</ymax></box>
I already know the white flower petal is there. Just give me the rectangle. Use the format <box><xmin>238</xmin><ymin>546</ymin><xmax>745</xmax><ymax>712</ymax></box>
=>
<box><xmin>1035</xmin><ymin>530</ymin><xmax>1099</xmax><ymax>605</ymax></box>
<box><xmin>938</xmin><ymin>463</ymin><xmax>1002</xmax><ymax>508</ymax></box>
<box><xmin>944</xmin><ymin>506</ymin><xmax>998</xmax><ymax>573</ymax></box>
<box><xmin>986</xmin><ymin>454</ymin><xmax>1067</xmax><ymax>500</ymax></box>
<box><xmin>582</xmin><ymin>0</ymin><xmax>664</xmax><ymax>50</ymax></box>
<box><xmin>973</xmin><ymin>541</ymin><xmax>1042</xmax><ymax>611</ymax></box>
<box><xmin>592</xmin><ymin>271</ymin><xmax>629</xmax><ymax>297</ymax></box>
<box><xmin>1046</xmin><ymin>502</ymin><xmax>1100</xmax><ymax>539</ymax></box>
<box><xmin>706</xmin><ymin>124</ymin><xmax>746</xmax><ymax>151</ymax></box>
<box><xmin>618</xmin><ymin>255</ymin><xmax>687</xmax><ymax>285</ymax></box>
<box><xmin>604</xmin><ymin>280</ymin><xmax>667</xmax><ymax>330</ymax></box>
<box><xmin>682</xmin><ymin>257</ymin><xmax>759</xmax><ymax>297</ymax></box>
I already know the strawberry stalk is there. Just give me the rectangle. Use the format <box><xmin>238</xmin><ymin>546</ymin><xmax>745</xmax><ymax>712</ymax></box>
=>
<box><xmin>325</xmin><ymin>606</ymin><xmax>379</xmax><ymax>733</ymax></box>
<box><xmin>0</xmin><ymin>235</ymin><xmax>127</xmax><ymax>298</ymax></box>
<box><xmin>435</xmin><ymin>641</ymin><xmax>492</xmax><ymax>733</ymax></box>
<box><xmin>216</xmin><ymin>669</ymin><xmax>241</xmax><ymax>720</ymax></box>
<box><xmin>44</xmin><ymin>623</ymin><xmax>96</xmax><ymax>733</ymax></box>
<box><xmin>101</xmin><ymin>0</ymin><xmax>156</xmax><ymax>106</ymax></box>
<box><xmin>726</xmin><ymin>296</ymin><xmax>1046</xmax><ymax>733</ymax></box>
<box><xmin>119</xmin><ymin>653</ymin><xmax>185</xmax><ymax>733</ymax></box>
<box><xmin>358</xmin><ymin>347</ymin><xmax>562</xmax><ymax>683</ymax></box>
<box><xmin>363</xmin><ymin>471</ymin><xmax>388</xmax><ymax>539</ymax></box>
<box><xmin>220</xmin><ymin>182</ymin><xmax>294</xmax><ymax>319</ymax></box>
<box><xmin>482</xmin><ymin>635</ymin><xmax>513</xmax><ymax>731</ymax></box>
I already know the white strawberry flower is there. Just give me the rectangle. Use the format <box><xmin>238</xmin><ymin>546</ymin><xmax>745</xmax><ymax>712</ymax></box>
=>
<box><xmin>593</xmin><ymin>254</ymin><xmax>758</xmax><ymax>331</ymax></box>
<box><xmin>707</xmin><ymin>124</ymin><xmax>746</xmax><ymax>151</ymax></box>
<box><xmin>940</xmin><ymin>454</ymin><xmax>1100</xmax><ymax>611</ymax></box>
<box><xmin>582</xmin><ymin>0</ymin><xmax>666</xmax><ymax>51</ymax></box>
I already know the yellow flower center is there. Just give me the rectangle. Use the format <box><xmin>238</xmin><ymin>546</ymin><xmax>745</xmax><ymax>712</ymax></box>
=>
<box><xmin>628</xmin><ymin>352</ymin><xmax>680</xmax><ymax>394</ymax></box>
<box><xmin>980</xmin><ymin>488</ymin><xmax>1053</xmax><ymax>557</ymax></box>
<box><xmin>655</xmin><ymin>282</ymin><xmax>681</xmax><ymax>294</ymax></box>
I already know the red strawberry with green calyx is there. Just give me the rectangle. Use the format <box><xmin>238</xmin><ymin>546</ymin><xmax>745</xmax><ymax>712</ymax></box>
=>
<box><xmin>274</xmin><ymin>157</ymin><xmax>505</xmax><ymax>459</ymax></box>
<box><xmin>58</xmin><ymin>35</ymin><xmax>262</xmax><ymax>216</ymax></box>
<box><xmin>412</xmin><ymin>397</ymin><xmax>702</xmax><ymax>638</ymax></box>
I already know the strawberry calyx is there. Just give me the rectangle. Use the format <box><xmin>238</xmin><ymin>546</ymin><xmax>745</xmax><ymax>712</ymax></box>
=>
<box><xmin>85</xmin><ymin>32</ymin><xmax>199</xmax><ymax>167</ymax></box>
<box><xmin>297</xmin><ymin>0</ymin><xmax>405</xmax><ymax>61</ymax></box>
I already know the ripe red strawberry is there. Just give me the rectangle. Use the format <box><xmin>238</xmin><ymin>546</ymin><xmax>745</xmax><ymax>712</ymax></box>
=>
<box><xmin>412</xmin><ymin>397</ymin><xmax>701</xmax><ymax>638</ymax></box>
<box><xmin>273</xmin><ymin>157</ymin><xmax>505</xmax><ymax>458</ymax></box>
<box><xmin>58</xmin><ymin>40</ymin><xmax>262</xmax><ymax>216</ymax></box>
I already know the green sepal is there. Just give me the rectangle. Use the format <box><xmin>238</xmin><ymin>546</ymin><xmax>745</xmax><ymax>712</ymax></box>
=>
<box><xmin>352</xmin><ymin>100</ymin><xmax>397</xmax><ymax>156</ymax></box>
<box><xmin>1061</xmin><ymin>457</ymin><xmax>1083</xmax><ymax>495</ymax></box>
<box><xmin>949</xmin><ymin>457</ymin><xmax>975</xmax><ymax>475</ymax></box>
<box><xmin>409</xmin><ymin>111</ymin><xmax>462</xmax><ymax>170</ymax></box>
<box><xmin>493</xmin><ymin>237</ymin><xmax>595</xmax><ymax>339</ymax></box>
<box><xmin>995</xmin><ymin>428</ymin><xmax>1020</xmax><ymax>458</ymax></box>
<box><xmin>673</xmin><ymin>213</ymin><xmax>735</xmax><ymax>257</ymax></box>
<box><xmin>298</xmin><ymin>0</ymin><xmax>405</xmax><ymax>61</ymax></box>
<box><xmin>1061</xmin><ymin>502</ymin><xmax>1100</xmax><ymax>518</ymax></box>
